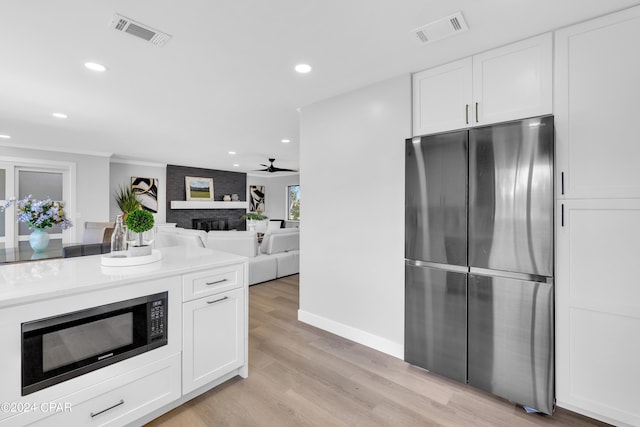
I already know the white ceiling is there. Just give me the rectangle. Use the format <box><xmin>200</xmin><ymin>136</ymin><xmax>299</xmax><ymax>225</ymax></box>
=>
<box><xmin>1</xmin><ymin>1</ymin><xmax>638</xmax><ymax>173</ymax></box>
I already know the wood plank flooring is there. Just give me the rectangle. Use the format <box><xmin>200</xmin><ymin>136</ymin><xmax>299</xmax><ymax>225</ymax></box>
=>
<box><xmin>146</xmin><ymin>275</ymin><xmax>607</xmax><ymax>427</ymax></box>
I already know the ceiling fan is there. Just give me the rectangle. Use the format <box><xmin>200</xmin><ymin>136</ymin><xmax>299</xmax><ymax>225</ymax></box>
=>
<box><xmin>256</xmin><ymin>158</ymin><xmax>297</xmax><ymax>173</ymax></box>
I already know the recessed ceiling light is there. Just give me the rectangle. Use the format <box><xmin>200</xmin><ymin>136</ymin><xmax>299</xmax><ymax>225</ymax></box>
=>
<box><xmin>281</xmin><ymin>139</ymin><xmax>290</xmax><ymax>143</ymax></box>
<box><xmin>52</xmin><ymin>113</ymin><xmax>68</xmax><ymax>119</ymax></box>
<box><xmin>0</xmin><ymin>134</ymin><xmax>11</xmax><ymax>139</ymax></box>
<box><xmin>295</xmin><ymin>64</ymin><xmax>312</xmax><ymax>74</ymax></box>
<box><xmin>233</xmin><ymin>164</ymin><xmax>240</xmax><ymax>167</ymax></box>
<box><xmin>84</xmin><ymin>62</ymin><xmax>107</xmax><ymax>72</ymax></box>
<box><xmin>228</xmin><ymin>151</ymin><xmax>236</xmax><ymax>155</ymax></box>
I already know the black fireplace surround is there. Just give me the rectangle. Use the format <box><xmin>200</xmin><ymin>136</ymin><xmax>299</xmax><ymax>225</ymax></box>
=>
<box><xmin>166</xmin><ymin>165</ymin><xmax>247</xmax><ymax>230</ymax></box>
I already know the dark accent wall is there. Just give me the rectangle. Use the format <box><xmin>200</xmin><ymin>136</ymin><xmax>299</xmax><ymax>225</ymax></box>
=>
<box><xmin>166</xmin><ymin>165</ymin><xmax>247</xmax><ymax>230</ymax></box>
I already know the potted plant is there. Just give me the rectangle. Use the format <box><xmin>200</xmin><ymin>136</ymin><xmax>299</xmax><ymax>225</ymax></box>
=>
<box><xmin>2</xmin><ymin>195</ymin><xmax>73</xmax><ymax>253</ymax></box>
<box><xmin>114</xmin><ymin>185</ymin><xmax>141</xmax><ymax>221</ymax></box>
<box><xmin>125</xmin><ymin>209</ymin><xmax>155</xmax><ymax>256</ymax></box>
<box><xmin>241</xmin><ymin>211</ymin><xmax>268</xmax><ymax>232</ymax></box>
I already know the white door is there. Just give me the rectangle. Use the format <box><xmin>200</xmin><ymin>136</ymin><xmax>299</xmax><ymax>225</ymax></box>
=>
<box><xmin>556</xmin><ymin>198</ymin><xmax>640</xmax><ymax>426</ymax></box>
<box><xmin>412</xmin><ymin>57</ymin><xmax>472</xmax><ymax>136</ymax></box>
<box><xmin>0</xmin><ymin>160</ymin><xmax>75</xmax><ymax>248</ymax></box>
<box><xmin>555</xmin><ymin>8</ymin><xmax>640</xmax><ymax>199</ymax></box>
<box><xmin>0</xmin><ymin>165</ymin><xmax>14</xmax><ymax>248</ymax></box>
<box><xmin>472</xmin><ymin>32</ymin><xmax>552</xmax><ymax>126</ymax></box>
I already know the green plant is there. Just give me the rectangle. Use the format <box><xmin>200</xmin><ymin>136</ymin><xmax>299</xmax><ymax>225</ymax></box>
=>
<box><xmin>114</xmin><ymin>185</ymin><xmax>141</xmax><ymax>215</ymax></box>
<box><xmin>241</xmin><ymin>212</ymin><xmax>268</xmax><ymax>221</ymax></box>
<box><xmin>125</xmin><ymin>209</ymin><xmax>155</xmax><ymax>233</ymax></box>
<box><xmin>125</xmin><ymin>209</ymin><xmax>155</xmax><ymax>247</ymax></box>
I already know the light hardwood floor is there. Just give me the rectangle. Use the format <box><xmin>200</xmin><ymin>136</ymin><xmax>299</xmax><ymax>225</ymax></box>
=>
<box><xmin>146</xmin><ymin>275</ymin><xmax>607</xmax><ymax>427</ymax></box>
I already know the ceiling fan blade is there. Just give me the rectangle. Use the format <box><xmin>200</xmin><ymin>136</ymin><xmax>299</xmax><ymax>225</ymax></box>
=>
<box><xmin>271</xmin><ymin>167</ymin><xmax>298</xmax><ymax>172</ymax></box>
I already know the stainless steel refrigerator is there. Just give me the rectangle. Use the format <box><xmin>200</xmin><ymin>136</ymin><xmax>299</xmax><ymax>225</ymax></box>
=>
<box><xmin>405</xmin><ymin>115</ymin><xmax>555</xmax><ymax>414</ymax></box>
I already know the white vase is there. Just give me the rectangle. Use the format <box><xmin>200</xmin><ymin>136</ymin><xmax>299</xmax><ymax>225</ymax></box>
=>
<box><xmin>247</xmin><ymin>220</ymin><xmax>256</xmax><ymax>232</ymax></box>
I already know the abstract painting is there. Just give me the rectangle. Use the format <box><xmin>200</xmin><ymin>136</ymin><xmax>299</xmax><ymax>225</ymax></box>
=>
<box><xmin>186</xmin><ymin>176</ymin><xmax>214</xmax><ymax>201</ymax></box>
<box><xmin>249</xmin><ymin>185</ymin><xmax>265</xmax><ymax>212</ymax></box>
<box><xmin>131</xmin><ymin>177</ymin><xmax>158</xmax><ymax>213</ymax></box>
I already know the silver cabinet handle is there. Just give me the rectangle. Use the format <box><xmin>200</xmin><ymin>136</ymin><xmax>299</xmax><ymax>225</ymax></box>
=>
<box><xmin>206</xmin><ymin>278</ymin><xmax>227</xmax><ymax>286</ymax></box>
<box><xmin>90</xmin><ymin>399</ymin><xmax>124</xmax><ymax>418</ymax></box>
<box><xmin>475</xmin><ymin>102</ymin><xmax>479</xmax><ymax>123</ymax></box>
<box><xmin>207</xmin><ymin>296</ymin><xmax>229</xmax><ymax>305</ymax></box>
<box><xmin>465</xmin><ymin>104</ymin><xmax>469</xmax><ymax>124</ymax></box>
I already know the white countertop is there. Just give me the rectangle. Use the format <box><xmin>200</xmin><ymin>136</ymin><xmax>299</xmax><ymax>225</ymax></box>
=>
<box><xmin>0</xmin><ymin>246</ymin><xmax>247</xmax><ymax>308</ymax></box>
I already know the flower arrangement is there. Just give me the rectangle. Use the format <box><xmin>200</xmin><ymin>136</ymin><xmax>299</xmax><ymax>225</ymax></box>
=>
<box><xmin>2</xmin><ymin>195</ymin><xmax>73</xmax><ymax>230</ymax></box>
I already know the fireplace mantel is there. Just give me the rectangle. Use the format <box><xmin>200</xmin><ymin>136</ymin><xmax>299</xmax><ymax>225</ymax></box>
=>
<box><xmin>170</xmin><ymin>201</ymin><xmax>248</xmax><ymax>209</ymax></box>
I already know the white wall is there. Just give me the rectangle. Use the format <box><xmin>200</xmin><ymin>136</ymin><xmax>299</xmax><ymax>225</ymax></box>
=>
<box><xmin>298</xmin><ymin>75</ymin><xmax>410</xmax><ymax>358</ymax></box>
<box><xmin>0</xmin><ymin>146</ymin><xmax>110</xmax><ymax>243</ymax></box>
<box><xmin>246</xmin><ymin>173</ymin><xmax>299</xmax><ymax>220</ymax></box>
<box><xmin>109</xmin><ymin>160</ymin><xmax>167</xmax><ymax>224</ymax></box>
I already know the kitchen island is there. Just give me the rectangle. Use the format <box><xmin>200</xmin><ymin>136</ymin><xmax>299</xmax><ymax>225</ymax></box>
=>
<box><xmin>0</xmin><ymin>246</ymin><xmax>248</xmax><ymax>426</ymax></box>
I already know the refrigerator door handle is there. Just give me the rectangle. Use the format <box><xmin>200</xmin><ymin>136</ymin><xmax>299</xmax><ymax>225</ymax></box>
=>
<box><xmin>405</xmin><ymin>259</ymin><xmax>469</xmax><ymax>274</ymax></box>
<box><xmin>469</xmin><ymin>267</ymin><xmax>553</xmax><ymax>284</ymax></box>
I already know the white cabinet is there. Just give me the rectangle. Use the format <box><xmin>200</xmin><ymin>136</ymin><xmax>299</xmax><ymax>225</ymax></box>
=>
<box><xmin>555</xmin><ymin>199</ymin><xmax>640</xmax><ymax>426</ymax></box>
<box><xmin>181</xmin><ymin>264</ymin><xmax>247</xmax><ymax>396</ymax></box>
<box><xmin>555</xmin><ymin>7</ymin><xmax>640</xmax><ymax>199</ymax></box>
<box><xmin>24</xmin><ymin>354</ymin><xmax>181</xmax><ymax>427</ymax></box>
<box><xmin>554</xmin><ymin>7</ymin><xmax>640</xmax><ymax>425</ymax></box>
<box><xmin>412</xmin><ymin>58</ymin><xmax>472</xmax><ymax>135</ymax></box>
<box><xmin>472</xmin><ymin>33</ymin><xmax>552</xmax><ymax>125</ymax></box>
<box><xmin>412</xmin><ymin>33</ymin><xmax>552</xmax><ymax>136</ymax></box>
<box><xmin>182</xmin><ymin>287</ymin><xmax>245</xmax><ymax>394</ymax></box>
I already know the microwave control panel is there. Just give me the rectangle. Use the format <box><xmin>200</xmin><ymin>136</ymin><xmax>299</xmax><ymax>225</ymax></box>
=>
<box><xmin>150</xmin><ymin>299</ymin><xmax>165</xmax><ymax>338</ymax></box>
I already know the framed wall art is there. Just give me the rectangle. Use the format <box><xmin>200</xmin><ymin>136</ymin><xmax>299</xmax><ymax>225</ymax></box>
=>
<box><xmin>186</xmin><ymin>176</ymin><xmax>214</xmax><ymax>201</ymax></box>
<box><xmin>249</xmin><ymin>185</ymin><xmax>265</xmax><ymax>211</ymax></box>
<box><xmin>131</xmin><ymin>177</ymin><xmax>159</xmax><ymax>213</ymax></box>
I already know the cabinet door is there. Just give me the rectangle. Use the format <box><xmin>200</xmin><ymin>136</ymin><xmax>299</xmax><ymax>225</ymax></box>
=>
<box><xmin>555</xmin><ymin>7</ymin><xmax>640</xmax><ymax>199</ymax></box>
<box><xmin>556</xmin><ymin>199</ymin><xmax>640</xmax><ymax>426</ymax></box>
<box><xmin>182</xmin><ymin>287</ymin><xmax>245</xmax><ymax>395</ymax></box>
<box><xmin>412</xmin><ymin>57</ymin><xmax>472</xmax><ymax>136</ymax></box>
<box><xmin>472</xmin><ymin>33</ymin><xmax>552</xmax><ymax>126</ymax></box>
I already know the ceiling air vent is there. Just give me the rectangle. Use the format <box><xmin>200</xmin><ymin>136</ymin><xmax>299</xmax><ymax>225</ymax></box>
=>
<box><xmin>412</xmin><ymin>11</ymin><xmax>468</xmax><ymax>45</ymax></box>
<box><xmin>109</xmin><ymin>13</ymin><xmax>172</xmax><ymax>47</ymax></box>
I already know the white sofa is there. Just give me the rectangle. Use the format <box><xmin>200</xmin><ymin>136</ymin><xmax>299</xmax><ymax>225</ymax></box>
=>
<box><xmin>206</xmin><ymin>229</ymin><xmax>299</xmax><ymax>285</ymax></box>
<box><xmin>154</xmin><ymin>227</ymin><xmax>208</xmax><ymax>248</ymax></box>
<box><xmin>155</xmin><ymin>227</ymin><xmax>299</xmax><ymax>286</ymax></box>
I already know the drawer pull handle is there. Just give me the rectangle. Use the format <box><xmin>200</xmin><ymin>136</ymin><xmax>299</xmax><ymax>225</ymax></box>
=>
<box><xmin>206</xmin><ymin>278</ymin><xmax>227</xmax><ymax>286</ymax></box>
<box><xmin>90</xmin><ymin>399</ymin><xmax>124</xmax><ymax>418</ymax></box>
<box><xmin>207</xmin><ymin>296</ymin><xmax>229</xmax><ymax>305</ymax></box>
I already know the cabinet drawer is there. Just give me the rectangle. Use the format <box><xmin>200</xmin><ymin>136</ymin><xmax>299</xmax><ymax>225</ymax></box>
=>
<box><xmin>24</xmin><ymin>353</ymin><xmax>181</xmax><ymax>427</ymax></box>
<box><xmin>183</xmin><ymin>264</ymin><xmax>244</xmax><ymax>302</ymax></box>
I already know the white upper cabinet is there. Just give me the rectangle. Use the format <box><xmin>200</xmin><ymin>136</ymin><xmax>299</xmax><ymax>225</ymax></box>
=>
<box><xmin>473</xmin><ymin>33</ymin><xmax>552</xmax><ymax>126</ymax></box>
<box><xmin>555</xmin><ymin>6</ymin><xmax>640</xmax><ymax>199</ymax></box>
<box><xmin>412</xmin><ymin>33</ymin><xmax>552</xmax><ymax>136</ymax></box>
<box><xmin>412</xmin><ymin>58</ymin><xmax>472</xmax><ymax>136</ymax></box>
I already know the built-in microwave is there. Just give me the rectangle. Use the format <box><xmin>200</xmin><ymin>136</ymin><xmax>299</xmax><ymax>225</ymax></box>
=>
<box><xmin>22</xmin><ymin>292</ymin><xmax>168</xmax><ymax>396</ymax></box>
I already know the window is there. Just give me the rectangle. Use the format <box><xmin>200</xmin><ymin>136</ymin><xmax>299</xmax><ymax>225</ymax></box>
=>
<box><xmin>287</xmin><ymin>185</ymin><xmax>300</xmax><ymax>221</ymax></box>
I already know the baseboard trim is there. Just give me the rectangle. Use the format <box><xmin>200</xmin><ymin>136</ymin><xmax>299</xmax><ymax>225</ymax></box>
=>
<box><xmin>298</xmin><ymin>309</ymin><xmax>403</xmax><ymax>359</ymax></box>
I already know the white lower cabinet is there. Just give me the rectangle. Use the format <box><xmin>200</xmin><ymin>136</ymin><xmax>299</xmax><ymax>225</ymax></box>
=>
<box><xmin>556</xmin><ymin>199</ymin><xmax>640</xmax><ymax>426</ymax></box>
<box><xmin>24</xmin><ymin>353</ymin><xmax>181</xmax><ymax>427</ymax></box>
<box><xmin>182</xmin><ymin>287</ymin><xmax>245</xmax><ymax>394</ymax></box>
